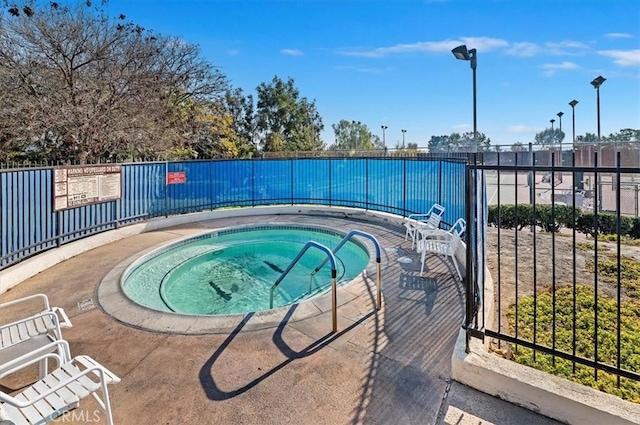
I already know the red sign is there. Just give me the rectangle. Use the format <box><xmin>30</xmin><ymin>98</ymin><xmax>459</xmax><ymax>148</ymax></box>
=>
<box><xmin>167</xmin><ymin>171</ymin><xmax>186</xmax><ymax>184</ymax></box>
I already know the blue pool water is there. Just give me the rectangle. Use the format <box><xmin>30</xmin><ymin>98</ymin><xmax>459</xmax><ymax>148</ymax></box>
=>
<box><xmin>122</xmin><ymin>224</ymin><xmax>370</xmax><ymax>315</ymax></box>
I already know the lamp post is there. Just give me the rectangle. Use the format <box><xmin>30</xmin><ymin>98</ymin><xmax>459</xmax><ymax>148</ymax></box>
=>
<box><xmin>401</xmin><ymin>129</ymin><xmax>406</xmax><ymax>149</ymax></box>
<box><xmin>590</xmin><ymin>75</ymin><xmax>606</xmax><ymax>142</ymax></box>
<box><xmin>557</xmin><ymin>112</ymin><xmax>564</xmax><ymax>132</ymax></box>
<box><xmin>381</xmin><ymin>125</ymin><xmax>387</xmax><ymax>148</ymax></box>
<box><xmin>557</xmin><ymin>112</ymin><xmax>564</xmax><ymax>165</ymax></box>
<box><xmin>352</xmin><ymin>120</ymin><xmax>361</xmax><ymax>151</ymax></box>
<box><xmin>451</xmin><ymin>44</ymin><xmax>477</xmax><ymax>151</ymax></box>
<box><xmin>550</xmin><ymin>119</ymin><xmax>555</xmax><ymax>132</ymax></box>
<box><xmin>569</xmin><ymin>100</ymin><xmax>578</xmax><ymax>146</ymax></box>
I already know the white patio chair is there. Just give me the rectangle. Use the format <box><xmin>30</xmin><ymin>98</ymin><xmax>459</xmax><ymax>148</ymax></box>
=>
<box><xmin>0</xmin><ymin>294</ymin><xmax>72</xmax><ymax>331</ymax></box>
<box><xmin>0</xmin><ymin>353</ymin><xmax>120</xmax><ymax>425</ymax></box>
<box><xmin>1</xmin><ymin>309</ymin><xmax>71</xmax><ymax>381</ymax></box>
<box><xmin>404</xmin><ymin>203</ymin><xmax>446</xmax><ymax>249</ymax></box>
<box><xmin>0</xmin><ymin>337</ymin><xmax>71</xmax><ymax>380</ymax></box>
<box><xmin>416</xmin><ymin>218</ymin><xmax>466</xmax><ymax>280</ymax></box>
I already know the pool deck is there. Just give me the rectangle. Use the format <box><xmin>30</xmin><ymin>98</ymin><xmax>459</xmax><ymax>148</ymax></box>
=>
<box><xmin>0</xmin><ymin>213</ymin><xmax>562</xmax><ymax>425</ymax></box>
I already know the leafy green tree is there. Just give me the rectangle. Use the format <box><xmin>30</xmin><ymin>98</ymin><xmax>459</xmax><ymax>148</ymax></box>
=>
<box><xmin>534</xmin><ymin>128</ymin><xmax>565</xmax><ymax>147</ymax></box>
<box><xmin>224</xmin><ymin>88</ymin><xmax>258</xmax><ymax>158</ymax></box>
<box><xmin>575</xmin><ymin>132</ymin><xmax>597</xmax><ymax>143</ymax></box>
<box><xmin>604</xmin><ymin>128</ymin><xmax>640</xmax><ymax>143</ymax></box>
<box><xmin>329</xmin><ymin>120</ymin><xmax>382</xmax><ymax>150</ymax></box>
<box><xmin>255</xmin><ymin>76</ymin><xmax>324</xmax><ymax>152</ymax></box>
<box><xmin>427</xmin><ymin>132</ymin><xmax>491</xmax><ymax>152</ymax></box>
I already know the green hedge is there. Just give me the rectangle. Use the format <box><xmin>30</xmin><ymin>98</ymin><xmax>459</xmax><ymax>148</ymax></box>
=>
<box><xmin>488</xmin><ymin>204</ymin><xmax>640</xmax><ymax>239</ymax></box>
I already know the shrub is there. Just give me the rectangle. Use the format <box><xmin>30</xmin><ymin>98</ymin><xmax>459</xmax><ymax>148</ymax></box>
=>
<box><xmin>509</xmin><ymin>285</ymin><xmax>640</xmax><ymax>403</ymax></box>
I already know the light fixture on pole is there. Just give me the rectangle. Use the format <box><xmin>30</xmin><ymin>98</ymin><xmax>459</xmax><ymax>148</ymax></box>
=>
<box><xmin>381</xmin><ymin>125</ymin><xmax>387</xmax><ymax>148</ymax></box>
<box><xmin>569</xmin><ymin>100</ymin><xmax>578</xmax><ymax>146</ymax></box>
<box><xmin>352</xmin><ymin>120</ymin><xmax>361</xmax><ymax>151</ymax></box>
<box><xmin>550</xmin><ymin>119</ymin><xmax>555</xmax><ymax>131</ymax></box>
<box><xmin>557</xmin><ymin>112</ymin><xmax>564</xmax><ymax>132</ymax></box>
<box><xmin>451</xmin><ymin>44</ymin><xmax>477</xmax><ymax>151</ymax></box>
<box><xmin>401</xmin><ymin>129</ymin><xmax>406</xmax><ymax>149</ymax></box>
<box><xmin>590</xmin><ymin>75</ymin><xmax>606</xmax><ymax>142</ymax></box>
<box><xmin>557</xmin><ymin>111</ymin><xmax>565</xmax><ymax>165</ymax></box>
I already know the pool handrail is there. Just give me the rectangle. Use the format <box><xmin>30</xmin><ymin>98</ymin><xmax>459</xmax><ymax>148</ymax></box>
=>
<box><xmin>269</xmin><ymin>241</ymin><xmax>339</xmax><ymax>332</ymax></box>
<box><xmin>310</xmin><ymin>230</ymin><xmax>383</xmax><ymax>310</ymax></box>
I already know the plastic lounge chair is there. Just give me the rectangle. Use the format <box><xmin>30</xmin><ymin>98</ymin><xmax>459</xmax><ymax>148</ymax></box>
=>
<box><xmin>416</xmin><ymin>218</ymin><xmax>466</xmax><ymax>280</ymax></box>
<box><xmin>404</xmin><ymin>203</ymin><xmax>446</xmax><ymax>249</ymax></box>
<box><xmin>0</xmin><ymin>294</ymin><xmax>72</xmax><ymax>331</ymax></box>
<box><xmin>0</xmin><ymin>354</ymin><xmax>120</xmax><ymax>425</ymax></box>
<box><xmin>0</xmin><ymin>311</ymin><xmax>72</xmax><ymax>381</ymax></box>
<box><xmin>0</xmin><ymin>337</ymin><xmax>71</xmax><ymax>381</ymax></box>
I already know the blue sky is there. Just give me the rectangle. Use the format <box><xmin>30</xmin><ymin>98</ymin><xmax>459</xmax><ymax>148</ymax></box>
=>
<box><xmin>108</xmin><ymin>0</ymin><xmax>640</xmax><ymax>148</ymax></box>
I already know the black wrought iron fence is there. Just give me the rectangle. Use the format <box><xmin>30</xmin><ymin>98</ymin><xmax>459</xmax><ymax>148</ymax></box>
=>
<box><xmin>468</xmin><ymin>150</ymin><xmax>640</xmax><ymax>401</ymax></box>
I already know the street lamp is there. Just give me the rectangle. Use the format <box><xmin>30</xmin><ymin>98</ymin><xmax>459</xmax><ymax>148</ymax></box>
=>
<box><xmin>550</xmin><ymin>119</ymin><xmax>555</xmax><ymax>131</ymax></box>
<box><xmin>381</xmin><ymin>125</ymin><xmax>387</xmax><ymax>147</ymax></box>
<box><xmin>590</xmin><ymin>76</ymin><xmax>606</xmax><ymax>142</ymax></box>
<box><xmin>557</xmin><ymin>112</ymin><xmax>564</xmax><ymax>132</ymax></box>
<box><xmin>401</xmin><ymin>129</ymin><xmax>406</xmax><ymax>149</ymax></box>
<box><xmin>352</xmin><ymin>120</ymin><xmax>361</xmax><ymax>151</ymax></box>
<box><xmin>569</xmin><ymin>100</ymin><xmax>578</xmax><ymax>146</ymax></box>
<box><xmin>451</xmin><ymin>44</ymin><xmax>477</xmax><ymax>151</ymax></box>
<box><xmin>557</xmin><ymin>112</ymin><xmax>565</xmax><ymax>165</ymax></box>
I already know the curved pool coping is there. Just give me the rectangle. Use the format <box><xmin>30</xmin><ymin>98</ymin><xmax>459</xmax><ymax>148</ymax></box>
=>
<box><xmin>97</xmin><ymin>212</ymin><xmax>392</xmax><ymax>334</ymax></box>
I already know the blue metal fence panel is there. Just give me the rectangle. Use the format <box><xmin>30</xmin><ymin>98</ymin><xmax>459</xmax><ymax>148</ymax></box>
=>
<box><xmin>330</xmin><ymin>158</ymin><xmax>366</xmax><ymax>209</ymax></box>
<box><xmin>439</xmin><ymin>160</ymin><xmax>467</xmax><ymax>226</ymax></box>
<box><xmin>167</xmin><ymin>161</ymin><xmax>213</xmax><ymax>213</ymax></box>
<box><xmin>1</xmin><ymin>168</ymin><xmax>56</xmax><ymax>267</ymax></box>
<box><xmin>292</xmin><ymin>159</ymin><xmax>330</xmax><ymax>205</ymax></box>
<box><xmin>0</xmin><ymin>158</ymin><xmax>468</xmax><ymax>270</ymax></box>
<box><xmin>210</xmin><ymin>160</ymin><xmax>253</xmax><ymax>207</ymax></box>
<box><xmin>367</xmin><ymin>159</ymin><xmax>405</xmax><ymax>215</ymax></box>
<box><xmin>254</xmin><ymin>160</ymin><xmax>293</xmax><ymax>206</ymax></box>
<box><xmin>120</xmin><ymin>162</ymin><xmax>166</xmax><ymax>223</ymax></box>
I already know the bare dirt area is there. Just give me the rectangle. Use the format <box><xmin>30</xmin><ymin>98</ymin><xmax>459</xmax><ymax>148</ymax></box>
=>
<box><xmin>485</xmin><ymin>225</ymin><xmax>640</xmax><ymax>335</ymax></box>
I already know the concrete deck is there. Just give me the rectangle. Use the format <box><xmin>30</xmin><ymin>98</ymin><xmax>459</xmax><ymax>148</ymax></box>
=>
<box><xmin>0</xmin><ymin>213</ymin><xmax>562</xmax><ymax>425</ymax></box>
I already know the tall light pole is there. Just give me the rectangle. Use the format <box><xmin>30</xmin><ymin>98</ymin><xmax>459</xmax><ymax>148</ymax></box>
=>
<box><xmin>557</xmin><ymin>111</ymin><xmax>564</xmax><ymax>132</ymax></box>
<box><xmin>569</xmin><ymin>100</ymin><xmax>578</xmax><ymax>145</ymax></box>
<box><xmin>569</xmin><ymin>99</ymin><xmax>579</xmax><ymax>186</ymax></box>
<box><xmin>452</xmin><ymin>44</ymin><xmax>477</xmax><ymax>151</ymax></box>
<box><xmin>550</xmin><ymin>119</ymin><xmax>555</xmax><ymax>132</ymax></box>
<box><xmin>401</xmin><ymin>129</ymin><xmax>406</xmax><ymax>149</ymax></box>
<box><xmin>381</xmin><ymin>125</ymin><xmax>387</xmax><ymax>148</ymax></box>
<box><xmin>590</xmin><ymin>76</ymin><xmax>606</xmax><ymax>142</ymax></box>
<box><xmin>352</xmin><ymin>120</ymin><xmax>361</xmax><ymax>151</ymax></box>
<box><xmin>557</xmin><ymin>111</ymin><xmax>564</xmax><ymax>165</ymax></box>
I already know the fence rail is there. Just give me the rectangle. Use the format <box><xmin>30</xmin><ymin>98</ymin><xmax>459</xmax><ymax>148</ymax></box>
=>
<box><xmin>0</xmin><ymin>157</ymin><xmax>466</xmax><ymax>269</ymax></box>
<box><xmin>467</xmin><ymin>150</ymin><xmax>640</xmax><ymax>398</ymax></box>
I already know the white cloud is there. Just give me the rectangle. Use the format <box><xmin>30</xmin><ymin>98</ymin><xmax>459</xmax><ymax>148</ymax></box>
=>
<box><xmin>507</xmin><ymin>125</ymin><xmax>540</xmax><ymax>134</ymax></box>
<box><xmin>604</xmin><ymin>32</ymin><xmax>633</xmax><ymax>39</ymax></box>
<box><xmin>505</xmin><ymin>42</ymin><xmax>540</xmax><ymax>57</ymax></box>
<box><xmin>545</xmin><ymin>40</ymin><xmax>590</xmax><ymax>55</ymax></box>
<box><xmin>281</xmin><ymin>48</ymin><xmax>303</xmax><ymax>56</ymax></box>
<box><xmin>338</xmin><ymin>37</ymin><xmax>507</xmax><ymax>58</ymax></box>
<box><xmin>539</xmin><ymin>61</ymin><xmax>580</xmax><ymax>76</ymax></box>
<box><xmin>505</xmin><ymin>40</ymin><xmax>589</xmax><ymax>57</ymax></box>
<box><xmin>227</xmin><ymin>49</ymin><xmax>239</xmax><ymax>56</ymax></box>
<box><xmin>598</xmin><ymin>49</ymin><xmax>640</xmax><ymax>67</ymax></box>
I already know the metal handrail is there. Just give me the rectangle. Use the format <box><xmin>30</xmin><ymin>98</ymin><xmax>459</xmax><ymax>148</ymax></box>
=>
<box><xmin>269</xmin><ymin>241</ymin><xmax>339</xmax><ymax>332</ymax></box>
<box><xmin>310</xmin><ymin>230</ymin><xmax>383</xmax><ymax>311</ymax></box>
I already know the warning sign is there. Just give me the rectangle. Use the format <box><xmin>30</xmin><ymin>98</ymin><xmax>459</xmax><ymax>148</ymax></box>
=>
<box><xmin>53</xmin><ymin>164</ymin><xmax>122</xmax><ymax>211</ymax></box>
<box><xmin>167</xmin><ymin>171</ymin><xmax>186</xmax><ymax>184</ymax></box>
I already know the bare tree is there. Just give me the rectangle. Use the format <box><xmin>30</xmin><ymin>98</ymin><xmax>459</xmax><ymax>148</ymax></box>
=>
<box><xmin>0</xmin><ymin>1</ymin><xmax>229</xmax><ymax>163</ymax></box>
